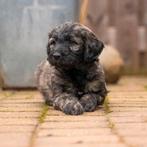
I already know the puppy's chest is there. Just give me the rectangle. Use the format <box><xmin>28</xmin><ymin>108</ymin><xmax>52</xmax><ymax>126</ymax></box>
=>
<box><xmin>66</xmin><ymin>69</ymin><xmax>88</xmax><ymax>90</ymax></box>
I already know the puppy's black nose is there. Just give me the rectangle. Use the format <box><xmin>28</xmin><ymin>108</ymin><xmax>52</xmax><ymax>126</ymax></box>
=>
<box><xmin>53</xmin><ymin>52</ymin><xmax>61</xmax><ymax>60</ymax></box>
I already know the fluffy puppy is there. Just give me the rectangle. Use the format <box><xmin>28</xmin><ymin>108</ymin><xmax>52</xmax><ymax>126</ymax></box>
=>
<box><xmin>36</xmin><ymin>22</ymin><xmax>107</xmax><ymax>115</ymax></box>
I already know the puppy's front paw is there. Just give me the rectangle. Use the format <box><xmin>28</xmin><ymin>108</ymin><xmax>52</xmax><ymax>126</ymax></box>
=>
<box><xmin>80</xmin><ymin>94</ymin><xmax>98</xmax><ymax>112</ymax></box>
<box><xmin>97</xmin><ymin>96</ymin><xmax>105</xmax><ymax>105</ymax></box>
<box><xmin>63</xmin><ymin>100</ymin><xmax>84</xmax><ymax>115</ymax></box>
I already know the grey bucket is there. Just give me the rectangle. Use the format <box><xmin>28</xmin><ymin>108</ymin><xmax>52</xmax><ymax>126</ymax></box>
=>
<box><xmin>0</xmin><ymin>0</ymin><xmax>80</xmax><ymax>88</ymax></box>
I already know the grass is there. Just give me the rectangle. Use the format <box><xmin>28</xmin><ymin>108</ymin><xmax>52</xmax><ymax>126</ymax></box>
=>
<box><xmin>38</xmin><ymin>104</ymin><xmax>49</xmax><ymax>123</ymax></box>
<box><xmin>103</xmin><ymin>96</ymin><xmax>114</xmax><ymax>129</ymax></box>
<box><xmin>29</xmin><ymin>104</ymin><xmax>49</xmax><ymax>147</ymax></box>
<box><xmin>103</xmin><ymin>96</ymin><xmax>113</xmax><ymax>114</ymax></box>
<box><xmin>144</xmin><ymin>85</ymin><xmax>147</xmax><ymax>90</ymax></box>
<box><xmin>103</xmin><ymin>96</ymin><xmax>127</xmax><ymax>144</ymax></box>
<box><xmin>108</xmin><ymin>119</ymin><xmax>115</xmax><ymax>129</ymax></box>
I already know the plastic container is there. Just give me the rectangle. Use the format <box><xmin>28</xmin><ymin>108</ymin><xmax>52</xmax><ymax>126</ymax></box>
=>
<box><xmin>0</xmin><ymin>0</ymin><xmax>80</xmax><ymax>88</ymax></box>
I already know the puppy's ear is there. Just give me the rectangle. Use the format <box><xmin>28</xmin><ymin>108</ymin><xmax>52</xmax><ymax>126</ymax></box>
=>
<box><xmin>84</xmin><ymin>32</ymin><xmax>104</xmax><ymax>63</ymax></box>
<box><xmin>46</xmin><ymin>32</ymin><xmax>52</xmax><ymax>56</ymax></box>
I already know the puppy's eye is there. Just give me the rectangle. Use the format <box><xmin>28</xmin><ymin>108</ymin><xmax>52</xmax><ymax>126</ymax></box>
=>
<box><xmin>49</xmin><ymin>38</ymin><xmax>56</xmax><ymax>48</ymax></box>
<box><xmin>71</xmin><ymin>40</ymin><xmax>78</xmax><ymax>45</ymax></box>
<box><xmin>69</xmin><ymin>45</ymin><xmax>80</xmax><ymax>52</ymax></box>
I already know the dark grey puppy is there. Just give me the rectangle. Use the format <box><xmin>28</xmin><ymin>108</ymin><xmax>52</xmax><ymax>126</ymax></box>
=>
<box><xmin>36</xmin><ymin>22</ymin><xmax>107</xmax><ymax>115</ymax></box>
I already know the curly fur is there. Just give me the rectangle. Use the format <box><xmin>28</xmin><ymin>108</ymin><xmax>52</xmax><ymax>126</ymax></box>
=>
<box><xmin>36</xmin><ymin>22</ymin><xmax>107</xmax><ymax>115</ymax></box>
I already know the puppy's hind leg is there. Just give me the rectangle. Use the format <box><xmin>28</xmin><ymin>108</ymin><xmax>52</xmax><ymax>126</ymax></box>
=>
<box><xmin>40</xmin><ymin>88</ymin><xmax>55</xmax><ymax>106</ymax></box>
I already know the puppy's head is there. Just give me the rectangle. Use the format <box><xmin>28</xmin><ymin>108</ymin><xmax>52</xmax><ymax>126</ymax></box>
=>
<box><xmin>47</xmin><ymin>22</ymin><xmax>104</xmax><ymax>69</ymax></box>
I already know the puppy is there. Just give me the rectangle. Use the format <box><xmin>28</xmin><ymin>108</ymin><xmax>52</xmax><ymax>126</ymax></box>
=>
<box><xmin>36</xmin><ymin>22</ymin><xmax>107</xmax><ymax>115</ymax></box>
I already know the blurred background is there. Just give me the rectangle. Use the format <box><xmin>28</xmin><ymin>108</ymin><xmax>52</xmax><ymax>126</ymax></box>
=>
<box><xmin>82</xmin><ymin>0</ymin><xmax>147</xmax><ymax>74</ymax></box>
<box><xmin>0</xmin><ymin>0</ymin><xmax>147</xmax><ymax>88</ymax></box>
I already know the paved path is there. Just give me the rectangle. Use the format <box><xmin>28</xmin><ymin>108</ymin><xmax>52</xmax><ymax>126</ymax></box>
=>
<box><xmin>0</xmin><ymin>76</ymin><xmax>147</xmax><ymax>147</ymax></box>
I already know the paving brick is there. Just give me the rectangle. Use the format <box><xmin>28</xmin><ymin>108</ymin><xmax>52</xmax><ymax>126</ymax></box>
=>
<box><xmin>35</xmin><ymin>135</ymin><xmax>119</xmax><ymax>144</ymax></box>
<box><xmin>35</xmin><ymin>142</ymin><xmax>126</xmax><ymax>147</ymax></box>
<box><xmin>0</xmin><ymin>134</ymin><xmax>31</xmax><ymax>147</ymax></box>
<box><xmin>0</xmin><ymin>76</ymin><xmax>147</xmax><ymax>147</ymax></box>
<box><xmin>37</xmin><ymin>128</ymin><xmax>112</xmax><ymax>137</ymax></box>
<box><xmin>0</xmin><ymin>91</ymin><xmax>42</xmax><ymax>147</ymax></box>
<box><xmin>44</xmin><ymin>115</ymin><xmax>106</xmax><ymax>122</ymax></box>
<box><xmin>40</xmin><ymin>121</ymin><xmax>108</xmax><ymax>129</ymax></box>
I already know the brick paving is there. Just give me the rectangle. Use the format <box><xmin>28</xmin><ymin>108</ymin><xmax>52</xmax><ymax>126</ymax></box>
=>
<box><xmin>0</xmin><ymin>76</ymin><xmax>147</xmax><ymax>147</ymax></box>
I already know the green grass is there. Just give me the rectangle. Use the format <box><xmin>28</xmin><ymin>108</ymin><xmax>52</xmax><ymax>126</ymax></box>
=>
<box><xmin>38</xmin><ymin>104</ymin><xmax>49</xmax><ymax>123</ymax></box>
<box><xmin>103</xmin><ymin>96</ymin><xmax>113</xmax><ymax>114</ymax></box>
<box><xmin>144</xmin><ymin>85</ymin><xmax>147</xmax><ymax>90</ymax></box>
<box><xmin>3</xmin><ymin>91</ymin><xmax>15</xmax><ymax>97</ymax></box>
<box><xmin>108</xmin><ymin>119</ymin><xmax>115</xmax><ymax>129</ymax></box>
